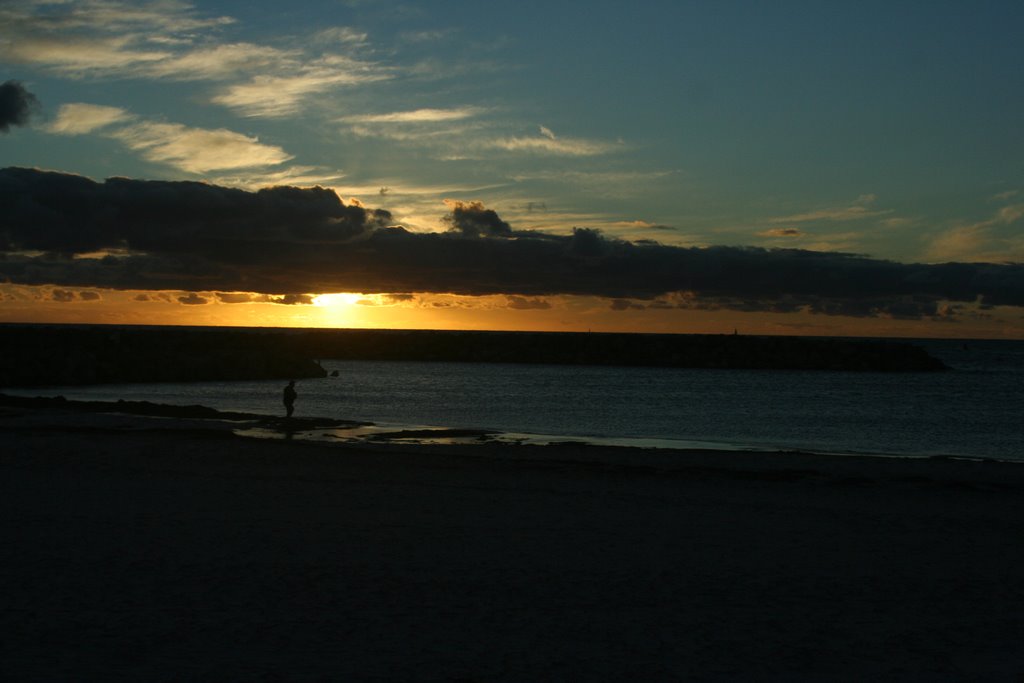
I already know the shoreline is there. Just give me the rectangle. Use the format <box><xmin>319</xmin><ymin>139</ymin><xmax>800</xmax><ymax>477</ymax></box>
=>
<box><xmin>6</xmin><ymin>389</ymin><xmax>1024</xmax><ymax>467</ymax></box>
<box><xmin>4</xmin><ymin>391</ymin><xmax>1021</xmax><ymax>466</ymax></box>
<box><xmin>4</xmin><ymin>398</ymin><xmax>1024</xmax><ymax>680</ymax></box>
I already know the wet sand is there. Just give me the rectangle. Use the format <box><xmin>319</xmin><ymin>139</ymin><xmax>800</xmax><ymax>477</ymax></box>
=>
<box><xmin>2</xmin><ymin>403</ymin><xmax>1024</xmax><ymax>681</ymax></box>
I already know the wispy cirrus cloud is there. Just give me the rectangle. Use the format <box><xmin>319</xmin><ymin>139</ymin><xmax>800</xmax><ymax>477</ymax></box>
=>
<box><xmin>340</xmin><ymin>107</ymin><xmax>489</xmax><ymax>148</ymax></box>
<box><xmin>927</xmin><ymin>203</ymin><xmax>1024</xmax><ymax>263</ymax></box>
<box><xmin>313</xmin><ymin>27</ymin><xmax>370</xmax><ymax>46</ymax></box>
<box><xmin>491</xmin><ymin>126</ymin><xmax>621</xmax><ymax>156</ymax></box>
<box><xmin>145</xmin><ymin>43</ymin><xmax>296</xmax><ymax>80</ymax></box>
<box><xmin>108</xmin><ymin>121</ymin><xmax>292</xmax><ymax>173</ymax></box>
<box><xmin>47</xmin><ymin>103</ymin><xmax>134</xmax><ymax>134</ymax></box>
<box><xmin>2</xmin><ymin>1</ymin><xmax>392</xmax><ymax>117</ymax></box>
<box><xmin>346</xmin><ymin>121</ymin><xmax>490</xmax><ymax>146</ymax></box>
<box><xmin>343</xmin><ymin>112</ymin><xmax>623</xmax><ymax>159</ymax></box>
<box><xmin>209</xmin><ymin>166</ymin><xmax>348</xmax><ymax>192</ymax></box>
<box><xmin>10</xmin><ymin>0</ymin><xmax>234</xmax><ymax>34</ymax></box>
<box><xmin>398</xmin><ymin>28</ymin><xmax>456</xmax><ymax>44</ymax></box>
<box><xmin>1</xmin><ymin>34</ymin><xmax>171</xmax><ymax>76</ymax></box>
<box><xmin>0</xmin><ymin>0</ymin><xmax>230</xmax><ymax>76</ymax></box>
<box><xmin>211</xmin><ymin>55</ymin><xmax>393</xmax><ymax>118</ymax></box>
<box><xmin>341</xmin><ymin>107</ymin><xmax>486</xmax><ymax>124</ymax></box>
<box><xmin>341</xmin><ymin>109</ymin><xmax>623</xmax><ymax>166</ymax></box>
<box><xmin>49</xmin><ymin>102</ymin><xmax>293</xmax><ymax>174</ymax></box>
<box><xmin>768</xmin><ymin>194</ymin><xmax>890</xmax><ymax>224</ymax></box>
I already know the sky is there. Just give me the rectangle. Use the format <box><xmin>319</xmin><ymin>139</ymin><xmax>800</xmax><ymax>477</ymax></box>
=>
<box><xmin>1</xmin><ymin>0</ymin><xmax>1023</xmax><ymax>337</ymax></box>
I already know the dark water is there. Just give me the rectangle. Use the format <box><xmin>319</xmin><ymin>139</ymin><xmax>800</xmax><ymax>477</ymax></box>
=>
<box><xmin>8</xmin><ymin>339</ymin><xmax>1023</xmax><ymax>460</ymax></box>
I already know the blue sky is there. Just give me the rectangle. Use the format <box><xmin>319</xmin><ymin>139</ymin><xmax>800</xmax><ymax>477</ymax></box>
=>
<box><xmin>2</xmin><ymin>0</ymin><xmax>1023</xmax><ymax>335</ymax></box>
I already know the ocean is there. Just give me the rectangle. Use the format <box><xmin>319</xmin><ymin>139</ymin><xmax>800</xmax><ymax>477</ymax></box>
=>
<box><xmin>7</xmin><ymin>338</ymin><xmax>1023</xmax><ymax>461</ymax></box>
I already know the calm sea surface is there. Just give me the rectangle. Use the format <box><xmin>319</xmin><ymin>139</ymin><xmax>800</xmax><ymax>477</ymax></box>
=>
<box><xmin>8</xmin><ymin>339</ymin><xmax>1024</xmax><ymax>461</ymax></box>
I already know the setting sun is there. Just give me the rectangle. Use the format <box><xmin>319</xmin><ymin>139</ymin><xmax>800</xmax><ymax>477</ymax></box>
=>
<box><xmin>312</xmin><ymin>293</ymin><xmax>364</xmax><ymax>308</ymax></box>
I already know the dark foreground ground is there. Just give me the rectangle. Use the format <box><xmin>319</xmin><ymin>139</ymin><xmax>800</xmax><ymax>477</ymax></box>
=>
<box><xmin>2</xmin><ymin>405</ymin><xmax>1023</xmax><ymax>681</ymax></box>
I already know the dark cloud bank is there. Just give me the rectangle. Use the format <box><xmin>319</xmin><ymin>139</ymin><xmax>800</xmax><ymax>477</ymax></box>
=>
<box><xmin>2</xmin><ymin>167</ymin><xmax>1023</xmax><ymax>320</ymax></box>
<box><xmin>0</xmin><ymin>81</ymin><xmax>39</xmax><ymax>132</ymax></box>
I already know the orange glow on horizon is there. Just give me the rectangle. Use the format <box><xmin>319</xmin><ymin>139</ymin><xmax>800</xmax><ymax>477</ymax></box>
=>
<box><xmin>1</xmin><ymin>284</ymin><xmax>1023</xmax><ymax>339</ymax></box>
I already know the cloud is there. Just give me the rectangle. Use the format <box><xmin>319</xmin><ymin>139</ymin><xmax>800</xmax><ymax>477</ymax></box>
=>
<box><xmin>9</xmin><ymin>0</ymin><xmax>232</xmax><ymax>35</ymax></box>
<box><xmin>47</xmin><ymin>102</ymin><xmax>294</xmax><ymax>174</ymax></box>
<box><xmin>0</xmin><ymin>1</ymin><xmax>233</xmax><ymax>77</ymax></box>
<box><xmin>339</xmin><ymin>108</ymin><xmax>491</xmax><ymax>153</ymax></box>
<box><xmin>443</xmin><ymin>200</ymin><xmax>512</xmax><ymax>237</ymax></box>
<box><xmin>0</xmin><ymin>80</ymin><xmax>40</xmax><ymax>132</ymax></box>
<box><xmin>216</xmin><ymin>292</ymin><xmax>314</xmax><ymax>305</ymax></box>
<box><xmin>341</xmin><ymin>107</ymin><xmax>484</xmax><ymax>124</ymax></box>
<box><xmin>209</xmin><ymin>166</ymin><xmax>347</xmax><ymax>192</ymax></box>
<box><xmin>1</xmin><ymin>34</ymin><xmax>171</xmax><ymax>77</ymax></box>
<box><xmin>314</xmin><ymin>27</ymin><xmax>370</xmax><ymax>45</ymax></box>
<box><xmin>0</xmin><ymin>166</ymin><xmax>391</xmax><ymax>255</ymax></box>
<box><xmin>108</xmin><ymin>121</ymin><xmax>293</xmax><ymax>173</ymax></box>
<box><xmin>134</xmin><ymin>292</ymin><xmax>173</xmax><ymax>303</ymax></box>
<box><xmin>210</xmin><ymin>56</ymin><xmax>392</xmax><ymax>118</ymax></box>
<box><xmin>340</xmin><ymin>111</ymin><xmax>618</xmax><ymax>161</ymax></box>
<box><xmin>146</xmin><ymin>43</ymin><xmax>296</xmax><ymax>80</ymax></box>
<box><xmin>491</xmin><ymin>134</ymin><xmax>619</xmax><ymax>156</ymax></box>
<box><xmin>178</xmin><ymin>292</ymin><xmax>209</xmax><ymax>305</ymax></box>
<box><xmin>610</xmin><ymin>299</ymin><xmax>645</xmax><ymax>311</ymax></box>
<box><xmin>2</xmin><ymin>168</ymin><xmax>1023</xmax><ymax>320</ymax></box>
<box><xmin>927</xmin><ymin>204</ymin><xmax>1024</xmax><ymax>263</ymax></box>
<box><xmin>216</xmin><ymin>292</ymin><xmax>255</xmax><ymax>304</ymax></box>
<box><xmin>619</xmin><ymin>220</ymin><xmax>675</xmax><ymax>232</ymax></box>
<box><xmin>768</xmin><ymin>195</ymin><xmax>890</xmax><ymax>224</ymax></box>
<box><xmin>47</xmin><ymin>103</ymin><xmax>134</xmax><ymax>134</ymax></box>
<box><xmin>881</xmin><ymin>217</ymin><xmax>916</xmax><ymax>229</ymax></box>
<box><xmin>2</xmin><ymin>2</ymin><xmax>389</xmax><ymax>119</ymax></box>
<box><xmin>273</xmin><ymin>293</ymin><xmax>315</xmax><ymax>305</ymax></box>
<box><xmin>398</xmin><ymin>29</ymin><xmax>453</xmax><ymax>43</ymax></box>
<box><xmin>506</xmin><ymin>296</ymin><xmax>551</xmax><ymax>310</ymax></box>
<box><xmin>41</xmin><ymin>287</ymin><xmax>102</xmax><ymax>302</ymax></box>
<box><xmin>758</xmin><ymin>227</ymin><xmax>804</xmax><ymax>238</ymax></box>
<box><xmin>346</xmin><ymin>121</ymin><xmax>487</xmax><ymax>145</ymax></box>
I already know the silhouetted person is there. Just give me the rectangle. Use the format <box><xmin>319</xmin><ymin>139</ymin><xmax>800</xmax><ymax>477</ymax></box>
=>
<box><xmin>283</xmin><ymin>380</ymin><xmax>297</xmax><ymax>418</ymax></box>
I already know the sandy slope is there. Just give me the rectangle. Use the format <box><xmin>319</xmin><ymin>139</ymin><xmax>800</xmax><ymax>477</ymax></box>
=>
<box><xmin>2</xmin><ymin>407</ymin><xmax>1024</xmax><ymax>681</ymax></box>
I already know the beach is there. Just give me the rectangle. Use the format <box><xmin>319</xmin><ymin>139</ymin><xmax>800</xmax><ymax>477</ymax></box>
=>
<box><xmin>3</xmin><ymin>403</ymin><xmax>1024</xmax><ymax>681</ymax></box>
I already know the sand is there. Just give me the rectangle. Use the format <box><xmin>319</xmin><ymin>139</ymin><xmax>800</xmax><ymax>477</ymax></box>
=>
<box><xmin>2</xmin><ymin>403</ymin><xmax>1024</xmax><ymax>681</ymax></box>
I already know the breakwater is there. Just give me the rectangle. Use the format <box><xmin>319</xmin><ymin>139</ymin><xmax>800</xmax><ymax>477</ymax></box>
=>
<box><xmin>300</xmin><ymin>328</ymin><xmax>947</xmax><ymax>372</ymax></box>
<box><xmin>0</xmin><ymin>324</ymin><xmax>946</xmax><ymax>387</ymax></box>
<box><xmin>0</xmin><ymin>324</ymin><xmax>326</xmax><ymax>387</ymax></box>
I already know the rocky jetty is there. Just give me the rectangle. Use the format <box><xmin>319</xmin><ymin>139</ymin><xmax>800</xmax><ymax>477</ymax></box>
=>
<box><xmin>0</xmin><ymin>324</ymin><xmax>326</xmax><ymax>387</ymax></box>
<box><xmin>299</xmin><ymin>328</ymin><xmax>948</xmax><ymax>372</ymax></box>
<box><xmin>0</xmin><ymin>324</ymin><xmax>946</xmax><ymax>387</ymax></box>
